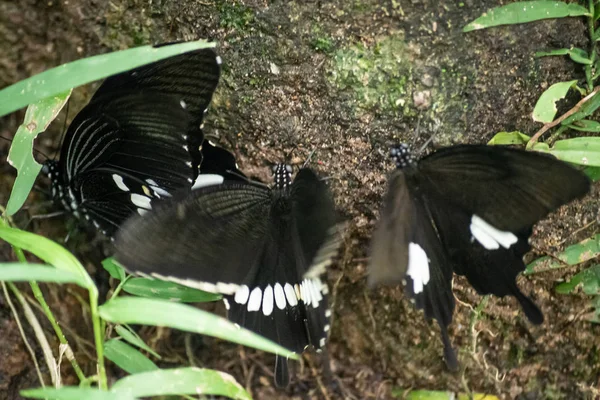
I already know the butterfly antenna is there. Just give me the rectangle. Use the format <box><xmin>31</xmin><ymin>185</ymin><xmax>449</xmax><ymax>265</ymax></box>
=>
<box><xmin>302</xmin><ymin>149</ymin><xmax>317</xmax><ymax>168</ymax></box>
<box><xmin>417</xmin><ymin>134</ymin><xmax>435</xmax><ymax>155</ymax></box>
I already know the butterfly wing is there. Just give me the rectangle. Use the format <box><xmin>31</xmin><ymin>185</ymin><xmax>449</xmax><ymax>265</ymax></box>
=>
<box><xmin>418</xmin><ymin>145</ymin><xmax>589</xmax><ymax>323</ymax></box>
<box><xmin>54</xmin><ymin>93</ymin><xmax>197</xmax><ymax>236</ymax></box>
<box><xmin>369</xmin><ymin>170</ymin><xmax>457</xmax><ymax>369</ymax></box>
<box><xmin>91</xmin><ymin>47</ymin><xmax>220</xmax><ymax>127</ymax></box>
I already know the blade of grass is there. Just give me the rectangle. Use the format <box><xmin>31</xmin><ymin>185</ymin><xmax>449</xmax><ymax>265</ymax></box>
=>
<box><xmin>114</xmin><ymin>325</ymin><xmax>160</xmax><ymax>359</ymax></box>
<box><xmin>0</xmin><ymin>263</ymin><xmax>89</xmax><ymax>287</ymax></box>
<box><xmin>111</xmin><ymin>367</ymin><xmax>251</xmax><ymax>400</ymax></box>
<box><xmin>122</xmin><ymin>277</ymin><xmax>222</xmax><ymax>303</ymax></box>
<box><xmin>463</xmin><ymin>1</ymin><xmax>589</xmax><ymax>32</ymax></box>
<box><xmin>99</xmin><ymin>297</ymin><xmax>298</xmax><ymax>360</ymax></box>
<box><xmin>104</xmin><ymin>339</ymin><xmax>158</xmax><ymax>374</ymax></box>
<box><xmin>21</xmin><ymin>388</ymin><xmax>133</xmax><ymax>400</ymax></box>
<box><xmin>0</xmin><ymin>40</ymin><xmax>215</xmax><ymax>118</ymax></box>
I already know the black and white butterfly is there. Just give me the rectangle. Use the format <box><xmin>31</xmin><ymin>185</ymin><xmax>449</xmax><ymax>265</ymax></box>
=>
<box><xmin>368</xmin><ymin>143</ymin><xmax>590</xmax><ymax>369</ymax></box>
<box><xmin>43</xmin><ymin>47</ymin><xmax>222</xmax><ymax>238</ymax></box>
<box><xmin>114</xmin><ymin>164</ymin><xmax>344</xmax><ymax>387</ymax></box>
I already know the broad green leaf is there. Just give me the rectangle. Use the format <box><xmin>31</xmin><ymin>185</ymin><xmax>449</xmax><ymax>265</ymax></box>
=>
<box><xmin>487</xmin><ymin>131</ymin><xmax>531</xmax><ymax>145</ymax></box>
<box><xmin>568</xmin><ymin>119</ymin><xmax>600</xmax><ymax>132</ymax></box>
<box><xmin>111</xmin><ymin>367</ymin><xmax>251</xmax><ymax>400</ymax></box>
<box><xmin>392</xmin><ymin>389</ymin><xmax>500</xmax><ymax>400</ymax></box>
<box><xmin>525</xmin><ymin>234</ymin><xmax>600</xmax><ymax>274</ymax></box>
<box><xmin>0</xmin><ymin>226</ymin><xmax>94</xmax><ymax>289</ymax></box>
<box><xmin>115</xmin><ymin>325</ymin><xmax>161</xmax><ymax>359</ymax></box>
<box><xmin>21</xmin><ymin>387</ymin><xmax>132</xmax><ymax>400</ymax></box>
<box><xmin>583</xmin><ymin>166</ymin><xmax>600</xmax><ymax>181</ymax></box>
<box><xmin>536</xmin><ymin>48</ymin><xmax>592</xmax><ymax>65</ymax></box>
<box><xmin>561</xmin><ymin>91</ymin><xmax>600</xmax><ymax>125</ymax></box>
<box><xmin>0</xmin><ymin>263</ymin><xmax>88</xmax><ymax>287</ymax></box>
<box><xmin>6</xmin><ymin>91</ymin><xmax>71</xmax><ymax>216</ymax></box>
<box><xmin>0</xmin><ymin>40</ymin><xmax>215</xmax><ymax>118</ymax></box>
<box><xmin>104</xmin><ymin>339</ymin><xmax>158</xmax><ymax>374</ymax></box>
<box><xmin>99</xmin><ymin>297</ymin><xmax>298</xmax><ymax>359</ymax></box>
<box><xmin>463</xmin><ymin>1</ymin><xmax>589</xmax><ymax>32</ymax></box>
<box><xmin>122</xmin><ymin>277</ymin><xmax>222</xmax><ymax>303</ymax></box>
<box><xmin>555</xmin><ymin>264</ymin><xmax>600</xmax><ymax>294</ymax></box>
<box><xmin>102</xmin><ymin>257</ymin><xmax>126</xmax><ymax>281</ymax></box>
<box><xmin>532</xmin><ymin>80</ymin><xmax>577</xmax><ymax>123</ymax></box>
<box><xmin>532</xmin><ymin>137</ymin><xmax>600</xmax><ymax>166</ymax></box>
<box><xmin>587</xmin><ymin>296</ymin><xmax>600</xmax><ymax>323</ymax></box>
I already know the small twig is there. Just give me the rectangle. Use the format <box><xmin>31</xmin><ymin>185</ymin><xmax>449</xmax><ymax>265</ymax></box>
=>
<box><xmin>528</xmin><ymin>86</ymin><xmax>600</xmax><ymax>146</ymax></box>
<box><xmin>2</xmin><ymin>282</ymin><xmax>46</xmax><ymax>389</ymax></box>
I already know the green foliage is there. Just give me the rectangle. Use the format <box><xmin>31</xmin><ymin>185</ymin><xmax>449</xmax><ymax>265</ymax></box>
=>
<box><xmin>218</xmin><ymin>1</ymin><xmax>255</xmax><ymax>30</ymax></box>
<box><xmin>463</xmin><ymin>1</ymin><xmax>589</xmax><ymax>32</ymax></box>
<box><xmin>531</xmin><ymin>80</ymin><xmax>577</xmax><ymax>123</ymax></box>
<box><xmin>391</xmin><ymin>388</ymin><xmax>500</xmax><ymax>399</ymax></box>
<box><xmin>104</xmin><ymin>339</ymin><xmax>158</xmax><ymax>374</ymax></box>
<box><xmin>532</xmin><ymin>137</ymin><xmax>600</xmax><ymax>166</ymax></box>
<box><xmin>487</xmin><ymin>131</ymin><xmax>531</xmax><ymax>145</ymax></box>
<box><xmin>525</xmin><ymin>234</ymin><xmax>600</xmax><ymax>275</ymax></box>
<box><xmin>6</xmin><ymin>91</ymin><xmax>71</xmax><ymax>215</ymax></box>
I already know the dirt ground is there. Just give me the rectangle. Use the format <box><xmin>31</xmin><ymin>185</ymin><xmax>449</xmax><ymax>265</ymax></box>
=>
<box><xmin>1</xmin><ymin>0</ymin><xmax>600</xmax><ymax>399</ymax></box>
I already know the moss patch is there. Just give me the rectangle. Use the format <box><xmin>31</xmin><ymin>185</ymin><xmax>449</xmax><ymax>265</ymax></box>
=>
<box><xmin>328</xmin><ymin>34</ymin><xmax>412</xmax><ymax>117</ymax></box>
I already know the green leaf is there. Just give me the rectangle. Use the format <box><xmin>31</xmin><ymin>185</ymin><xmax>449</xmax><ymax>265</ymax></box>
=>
<box><xmin>111</xmin><ymin>367</ymin><xmax>251</xmax><ymax>400</ymax></box>
<box><xmin>0</xmin><ymin>263</ymin><xmax>88</xmax><ymax>288</ymax></box>
<box><xmin>582</xmin><ymin>166</ymin><xmax>600</xmax><ymax>181</ymax></box>
<box><xmin>0</xmin><ymin>226</ymin><xmax>94</xmax><ymax>289</ymax></box>
<box><xmin>556</xmin><ymin>264</ymin><xmax>600</xmax><ymax>295</ymax></box>
<box><xmin>463</xmin><ymin>1</ymin><xmax>589</xmax><ymax>32</ymax></box>
<box><xmin>104</xmin><ymin>339</ymin><xmax>158</xmax><ymax>374</ymax></box>
<box><xmin>525</xmin><ymin>234</ymin><xmax>600</xmax><ymax>274</ymax></box>
<box><xmin>102</xmin><ymin>258</ymin><xmax>126</xmax><ymax>281</ymax></box>
<box><xmin>561</xmin><ymin>91</ymin><xmax>600</xmax><ymax>125</ymax></box>
<box><xmin>567</xmin><ymin>119</ymin><xmax>600</xmax><ymax>132</ymax></box>
<box><xmin>122</xmin><ymin>277</ymin><xmax>222</xmax><ymax>303</ymax></box>
<box><xmin>391</xmin><ymin>389</ymin><xmax>500</xmax><ymax>400</ymax></box>
<box><xmin>99</xmin><ymin>297</ymin><xmax>298</xmax><ymax>360</ymax></box>
<box><xmin>531</xmin><ymin>137</ymin><xmax>600</xmax><ymax>166</ymax></box>
<box><xmin>536</xmin><ymin>47</ymin><xmax>592</xmax><ymax>64</ymax></box>
<box><xmin>532</xmin><ymin>80</ymin><xmax>577</xmax><ymax>123</ymax></box>
<box><xmin>114</xmin><ymin>325</ymin><xmax>161</xmax><ymax>359</ymax></box>
<box><xmin>6</xmin><ymin>91</ymin><xmax>71</xmax><ymax>216</ymax></box>
<box><xmin>21</xmin><ymin>387</ymin><xmax>132</xmax><ymax>400</ymax></box>
<box><xmin>0</xmin><ymin>41</ymin><xmax>215</xmax><ymax>118</ymax></box>
<box><xmin>487</xmin><ymin>131</ymin><xmax>531</xmax><ymax>145</ymax></box>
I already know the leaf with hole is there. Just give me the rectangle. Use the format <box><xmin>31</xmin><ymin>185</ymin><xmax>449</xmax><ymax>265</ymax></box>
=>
<box><xmin>555</xmin><ymin>265</ymin><xmax>600</xmax><ymax>295</ymax></box>
<box><xmin>104</xmin><ymin>339</ymin><xmax>158</xmax><ymax>374</ymax></box>
<box><xmin>99</xmin><ymin>297</ymin><xmax>298</xmax><ymax>359</ymax></box>
<box><xmin>463</xmin><ymin>1</ymin><xmax>589</xmax><ymax>32</ymax></box>
<box><xmin>525</xmin><ymin>234</ymin><xmax>600</xmax><ymax>275</ymax></box>
<box><xmin>122</xmin><ymin>277</ymin><xmax>222</xmax><ymax>303</ymax></box>
<box><xmin>6</xmin><ymin>91</ymin><xmax>71</xmax><ymax>216</ymax></box>
<box><xmin>114</xmin><ymin>325</ymin><xmax>160</xmax><ymax>359</ymax></box>
<box><xmin>531</xmin><ymin>80</ymin><xmax>577</xmax><ymax>123</ymax></box>
<box><xmin>531</xmin><ymin>137</ymin><xmax>600</xmax><ymax>166</ymax></box>
<box><xmin>0</xmin><ymin>41</ymin><xmax>215</xmax><ymax>118</ymax></box>
<box><xmin>111</xmin><ymin>367</ymin><xmax>251</xmax><ymax>399</ymax></box>
<box><xmin>487</xmin><ymin>131</ymin><xmax>531</xmax><ymax>145</ymax></box>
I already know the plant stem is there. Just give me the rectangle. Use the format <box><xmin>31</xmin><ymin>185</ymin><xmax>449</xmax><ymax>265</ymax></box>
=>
<box><xmin>89</xmin><ymin>287</ymin><xmax>108</xmax><ymax>390</ymax></box>
<box><xmin>588</xmin><ymin>0</ymin><xmax>597</xmax><ymax>92</ymax></box>
<box><xmin>9</xmin><ymin>235</ymin><xmax>86</xmax><ymax>383</ymax></box>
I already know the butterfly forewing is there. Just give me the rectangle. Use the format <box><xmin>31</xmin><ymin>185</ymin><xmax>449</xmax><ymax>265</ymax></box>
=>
<box><xmin>418</xmin><ymin>145</ymin><xmax>590</xmax><ymax>231</ymax></box>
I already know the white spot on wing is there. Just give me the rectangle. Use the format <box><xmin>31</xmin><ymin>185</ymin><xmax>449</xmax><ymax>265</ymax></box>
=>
<box><xmin>262</xmin><ymin>285</ymin><xmax>274</xmax><ymax>316</ymax></box>
<box><xmin>274</xmin><ymin>283</ymin><xmax>286</xmax><ymax>310</ymax></box>
<box><xmin>470</xmin><ymin>215</ymin><xmax>518</xmax><ymax>250</ymax></box>
<box><xmin>234</xmin><ymin>285</ymin><xmax>250</xmax><ymax>304</ymax></box>
<box><xmin>192</xmin><ymin>174</ymin><xmax>225</xmax><ymax>190</ymax></box>
<box><xmin>130</xmin><ymin>194</ymin><xmax>152</xmax><ymax>210</ymax></box>
<box><xmin>247</xmin><ymin>287</ymin><xmax>262</xmax><ymax>312</ymax></box>
<box><xmin>407</xmin><ymin>242</ymin><xmax>430</xmax><ymax>294</ymax></box>
<box><xmin>112</xmin><ymin>174</ymin><xmax>129</xmax><ymax>191</ymax></box>
<box><xmin>284</xmin><ymin>283</ymin><xmax>298</xmax><ymax>306</ymax></box>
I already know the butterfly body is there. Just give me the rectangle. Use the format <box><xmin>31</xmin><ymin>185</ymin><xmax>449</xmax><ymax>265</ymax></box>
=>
<box><xmin>115</xmin><ymin>163</ymin><xmax>343</xmax><ymax>386</ymax></box>
<box><xmin>369</xmin><ymin>143</ymin><xmax>590</xmax><ymax>369</ymax></box>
